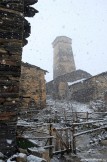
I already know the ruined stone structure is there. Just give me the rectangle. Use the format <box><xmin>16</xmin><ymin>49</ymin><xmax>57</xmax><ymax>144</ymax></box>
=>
<box><xmin>0</xmin><ymin>0</ymin><xmax>38</xmax><ymax>157</ymax></box>
<box><xmin>68</xmin><ymin>72</ymin><xmax>107</xmax><ymax>102</ymax></box>
<box><xmin>20</xmin><ymin>62</ymin><xmax>47</xmax><ymax>111</ymax></box>
<box><xmin>46</xmin><ymin>70</ymin><xmax>91</xmax><ymax>99</ymax></box>
<box><xmin>52</xmin><ymin>36</ymin><xmax>76</xmax><ymax>79</ymax></box>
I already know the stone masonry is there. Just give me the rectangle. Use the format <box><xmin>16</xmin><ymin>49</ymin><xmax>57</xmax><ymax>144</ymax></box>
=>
<box><xmin>68</xmin><ymin>71</ymin><xmax>107</xmax><ymax>102</ymax></box>
<box><xmin>52</xmin><ymin>36</ymin><xmax>76</xmax><ymax>79</ymax></box>
<box><xmin>46</xmin><ymin>69</ymin><xmax>91</xmax><ymax>99</ymax></box>
<box><xmin>0</xmin><ymin>0</ymin><xmax>38</xmax><ymax>157</ymax></box>
<box><xmin>20</xmin><ymin>62</ymin><xmax>47</xmax><ymax>112</ymax></box>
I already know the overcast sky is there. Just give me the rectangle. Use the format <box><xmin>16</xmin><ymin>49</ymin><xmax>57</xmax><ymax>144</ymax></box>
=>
<box><xmin>22</xmin><ymin>0</ymin><xmax>107</xmax><ymax>82</ymax></box>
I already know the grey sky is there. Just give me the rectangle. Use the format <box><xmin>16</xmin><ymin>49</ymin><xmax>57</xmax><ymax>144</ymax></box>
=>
<box><xmin>23</xmin><ymin>0</ymin><xmax>107</xmax><ymax>82</ymax></box>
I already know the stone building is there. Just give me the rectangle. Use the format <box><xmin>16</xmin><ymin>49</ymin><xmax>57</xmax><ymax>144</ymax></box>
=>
<box><xmin>20</xmin><ymin>62</ymin><xmax>47</xmax><ymax>111</ymax></box>
<box><xmin>46</xmin><ymin>69</ymin><xmax>91</xmax><ymax>99</ymax></box>
<box><xmin>52</xmin><ymin>36</ymin><xmax>76</xmax><ymax>79</ymax></box>
<box><xmin>47</xmin><ymin>36</ymin><xmax>107</xmax><ymax>104</ymax></box>
<box><xmin>68</xmin><ymin>71</ymin><xmax>107</xmax><ymax>102</ymax></box>
<box><xmin>46</xmin><ymin>36</ymin><xmax>91</xmax><ymax>99</ymax></box>
<box><xmin>0</xmin><ymin>0</ymin><xmax>38</xmax><ymax>156</ymax></box>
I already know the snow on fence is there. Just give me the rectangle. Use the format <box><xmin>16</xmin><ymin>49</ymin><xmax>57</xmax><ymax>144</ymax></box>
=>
<box><xmin>17</xmin><ymin>111</ymin><xmax>107</xmax><ymax>158</ymax></box>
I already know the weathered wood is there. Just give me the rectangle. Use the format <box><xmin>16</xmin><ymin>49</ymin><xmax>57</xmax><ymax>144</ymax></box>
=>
<box><xmin>49</xmin><ymin>124</ymin><xmax>53</xmax><ymax>158</ymax></box>
<box><xmin>53</xmin><ymin>129</ymin><xmax>69</xmax><ymax>150</ymax></box>
<box><xmin>44</xmin><ymin>145</ymin><xmax>54</xmax><ymax>149</ymax></box>
<box><xmin>72</xmin><ymin>119</ymin><xmax>107</xmax><ymax>126</ymax></box>
<box><xmin>72</xmin><ymin>124</ymin><xmax>76</xmax><ymax>154</ymax></box>
<box><xmin>54</xmin><ymin>127</ymin><xmax>72</xmax><ymax>131</ymax></box>
<box><xmin>17</xmin><ymin>136</ymin><xmax>55</xmax><ymax>140</ymax></box>
<box><xmin>53</xmin><ymin>149</ymin><xmax>72</xmax><ymax>155</ymax></box>
<box><xmin>74</xmin><ymin>126</ymin><xmax>107</xmax><ymax>137</ymax></box>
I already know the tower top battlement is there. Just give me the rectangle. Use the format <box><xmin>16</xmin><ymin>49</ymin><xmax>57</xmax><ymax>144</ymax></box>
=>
<box><xmin>52</xmin><ymin>36</ymin><xmax>72</xmax><ymax>48</ymax></box>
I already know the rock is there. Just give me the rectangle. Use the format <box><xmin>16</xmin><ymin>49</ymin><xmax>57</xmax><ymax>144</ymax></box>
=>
<box><xmin>28</xmin><ymin>147</ymin><xmax>43</xmax><ymax>157</ymax></box>
<box><xmin>63</xmin><ymin>155</ymin><xmax>81</xmax><ymax>162</ymax></box>
<box><xmin>100</xmin><ymin>140</ymin><xmax>107</xmax><ymax>145</ymax></box>
<box><xmin>0</xmin><ymin>153</ymin><xmax>4</xmax><ymax>159</ymax></box>
<box><xmin>28</xmin><ymin>147</ymin><xmax>49</xmax><ymax>162</ymax></box>
<box><xmin>16</xmin><ymin>153</ymin><xmax>27</xmax><ymax>162</ymax></box>
<box><xmin>19</xmin><ymin>148</ymin><xmax>28</xmax><ymax>155</ymax></box>
<box><xmin>7</xmin><ymin>155</ymin><xmax>17</xmax><ymax>162</ymax></box>
<box><xmin>27</xmin><ymin>155</ymin><xmax>46</xmax><ymax>162</ymax></box>
<box><xmin>0</xmin><ymin>152</ymin><xmax>5</xmax><ymax>161</ymax></box>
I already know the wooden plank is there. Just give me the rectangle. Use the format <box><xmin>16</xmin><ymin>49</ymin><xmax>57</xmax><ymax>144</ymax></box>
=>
<box><xmin>54</xmin><ymin>130</ymin><xmax>69</xmax><ymax>150</ymax></box>
<box><xmin>74</xmin><ymin>126</ymin><xmax>107</xmax><ymax>137</ymax></box>
<box><xmin>72</xmin><ymin>119</ymin><xmax>107</xmax><ymax>126</ymax></box>
<box><xmin>17</xmin><ymin>136</ymin><xmax>55</xmax><ymax>140</ymax></box>
<box><xmin>53</xmin><ymin>149</ymin><xmax>72</xmax><ymax>155</ymax></box>
<box><xmin>44</xmin><ymin>145</ymin><xmax>54</xmax><ymax>149</ymax></box>
<box><xmin>55</xmin><ymin>127</ymin><xmax>72</xmax><ymax>131</ymax></box>
<box><xmin>49</xmin><ymin>124</ymin><xmax>53</xmax><ymax>158</ymax></box>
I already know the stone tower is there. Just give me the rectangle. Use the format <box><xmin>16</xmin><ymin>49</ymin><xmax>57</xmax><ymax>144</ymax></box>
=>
<box><xmin>52</xmin><ymin>36</ymin><xmax>76</xmax><ymax>79</ymax></box>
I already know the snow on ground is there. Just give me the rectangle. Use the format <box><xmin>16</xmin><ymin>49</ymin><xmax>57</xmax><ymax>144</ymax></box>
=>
<box><xmin>71</xmin><ymin>101</ymin><xmax>92</xmax><ymax>113</ymax></box>
<box><xmin>6</xmin><ymin>153</ymin><xmax>46</xmax><ymax>162</ymax></box>
<box><xmin>46</xmin><ymin>99</ymin><xmax>92</xmax><ymax>112</ymax></box>
<box><xmin>27</xmin><ymin>155</ymin><xmax>46</xmax><ymax>162</ymax></box>
<box><xmin>17</xmin><ymin>99</ymin><xmax>107</xmax><ymax>162</ymax></box>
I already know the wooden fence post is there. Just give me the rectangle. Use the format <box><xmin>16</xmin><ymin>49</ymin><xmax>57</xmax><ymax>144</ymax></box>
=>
<box><xmin>49</xmin><ymin>123</ymin><xmax>53</xmax><ymax>158</ymax></box>
<box><xmin>75</xmin><ymin>112</ymin><xmax>78</xmax><ymax>122</ymax></box>
<box><xmin>72</xmin><ymin>124</ymin><xmax>76</xmax><ymax>154</ymax></box>
<box><xmin>60</xmin><ymin>130</ymin><xmax>64</xmax><ymax>150</ymax></box>
<box><xmin>86</xmin><ymin>112</ymin><xmax>89</xmax><ymax>127</ymax></box>
<box><xmin>64</xmin><ymin>109</ymin><xmax>69</xmax><ymax>148</ymax></box>
<box><xmin>86</xmin><ymin>112</ymin><xmax>88</xmax><ymax>121</ymax></box>
<box><xmin>70</xmin><ymin>129</ymin><xmax>72</xmax><ymax>151</ymax></box>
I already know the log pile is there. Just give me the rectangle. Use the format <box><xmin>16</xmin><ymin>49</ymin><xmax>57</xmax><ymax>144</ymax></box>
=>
<box><xmin>0</xmin><ymin>0</ymin><xmax>38</xmax><ymax>157</ymax></box>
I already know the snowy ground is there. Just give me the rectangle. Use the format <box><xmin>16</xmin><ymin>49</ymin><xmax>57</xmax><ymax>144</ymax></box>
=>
<box><xmin>17</xmin><ymin>99</ymin><xmax>107</xmax><ymax>162</ymax></box>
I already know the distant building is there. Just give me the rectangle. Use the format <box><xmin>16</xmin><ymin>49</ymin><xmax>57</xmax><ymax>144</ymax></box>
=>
<box><xmin>68</xmin><ymin>71</ymin><xmax>107</xmax><ymax>102</ymax></box>
<box><xmin>46</xmin><ymin>69</ymin><xmax>91</xmax><ymax>99</ymax></box>
<box><xmin>46</xmin><ymin>36</ymin><xmax>92</xmax><ymax>99</ymax></box>
<box><xmin>20</xmin><ymin>62</ymin><xmax>47</xmax><ymax>111</ymax></box>
<box><xmin>47</xmin><ymin>36</ymin><xmax>107</xmax><ymax>103</ymax></box>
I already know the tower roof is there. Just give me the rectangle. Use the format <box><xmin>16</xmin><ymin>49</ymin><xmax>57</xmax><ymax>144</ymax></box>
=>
<box><xmin>52</xmin><ymin>36</ymin><xmax>72</xmax><ymax>47</ymax></box>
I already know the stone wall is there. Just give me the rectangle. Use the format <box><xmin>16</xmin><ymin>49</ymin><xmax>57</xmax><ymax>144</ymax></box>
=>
<box><xmin>0</xmin><ymin>0</ymin><xmax>38</xmax><ymax>157</ymax></box>
<box><xmin>46</xmin><ymin>69</ymin><xmax>91</xmax><ymax>99</ymax></box>
<box><xmin>68</xmin><ymin>72</ymin><xmax>107</xmax><ymax>102</ymax></box>
<box><xmin>20</xmin><ymin>62</ymin><xmax>47</xmax><ymax>111</ymax></box>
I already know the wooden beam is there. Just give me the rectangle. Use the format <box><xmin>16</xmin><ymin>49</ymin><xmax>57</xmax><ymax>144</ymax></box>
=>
<box><xmin>74</xmin><ymin>126</ymin><xmax>107</xmax><ymax>137</ymax></box>
<box><xmin>72</xmin><ymin>119</ymin><xmax>107</xmax><ymax>126</ymax></box>
<box><xmin>53</xmin><ymin>149</ymin><xmax>72</xmax><ymax>155</ymax></box>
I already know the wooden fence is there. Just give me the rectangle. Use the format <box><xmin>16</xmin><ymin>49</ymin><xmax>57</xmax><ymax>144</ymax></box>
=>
<box><xmin>17</xmin><ymin>111</ymin><xmax>107</xmax><ymax>158</ymax></box>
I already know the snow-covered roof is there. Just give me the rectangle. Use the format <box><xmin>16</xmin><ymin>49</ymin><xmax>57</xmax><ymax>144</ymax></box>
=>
<box><xmin>67</xmin><ymin>78</ymin><xmax>86</xmax><ymax>86</ymax></box>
